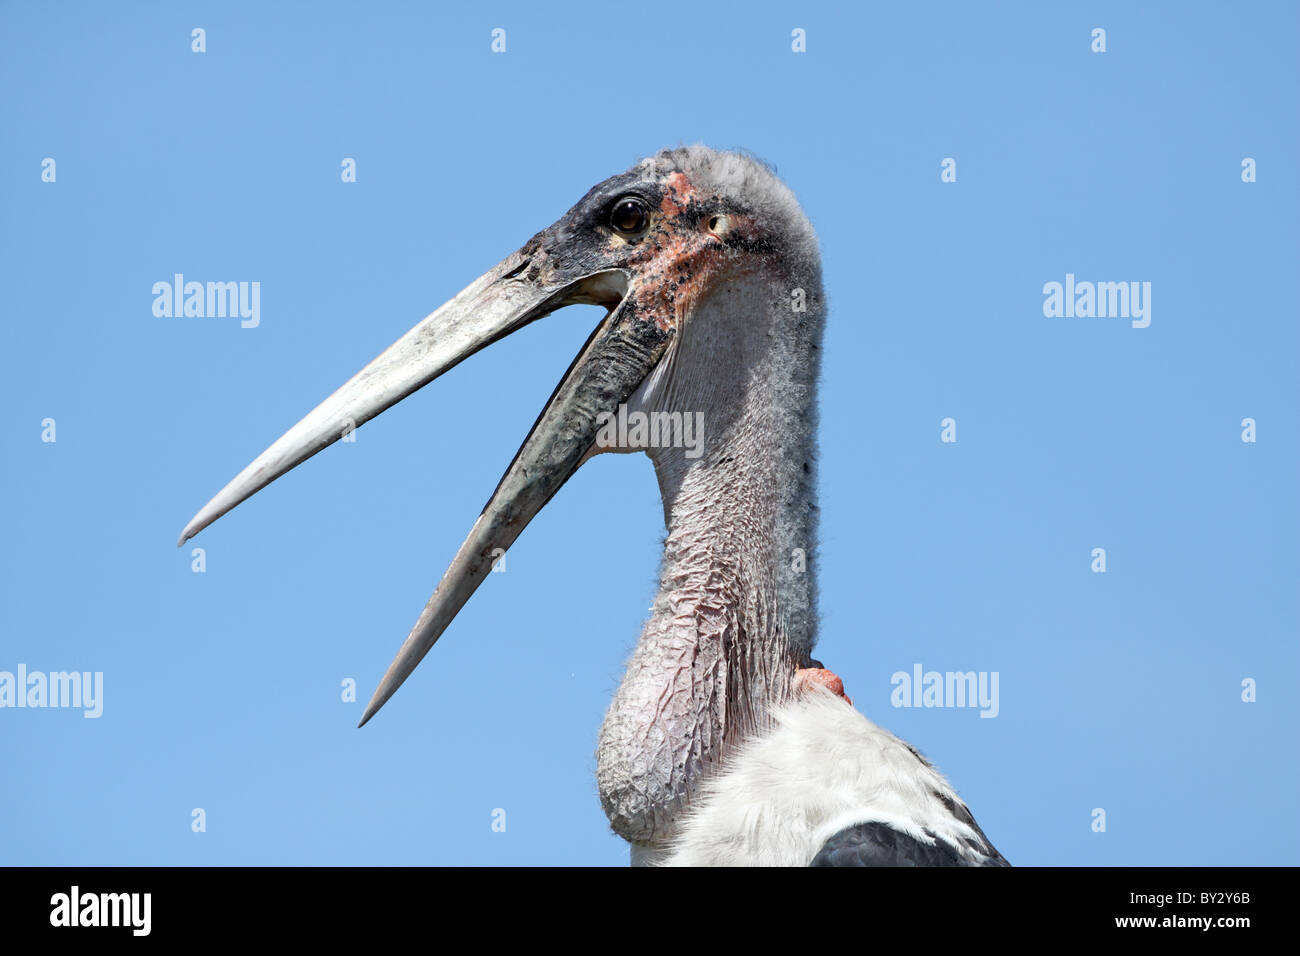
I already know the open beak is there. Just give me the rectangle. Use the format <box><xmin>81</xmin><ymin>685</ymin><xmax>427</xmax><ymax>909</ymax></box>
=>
<box><xmin>178</xmin><ymin>244</ymin><xmax>672</xmax><ymax>726</ymax></box>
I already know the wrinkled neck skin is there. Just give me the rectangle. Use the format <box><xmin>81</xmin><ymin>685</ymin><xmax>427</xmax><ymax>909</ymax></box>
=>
<box><xmin>595</xmin><ymin>265</ymin><xmax>824</xmax><ymax>856</ymax></box>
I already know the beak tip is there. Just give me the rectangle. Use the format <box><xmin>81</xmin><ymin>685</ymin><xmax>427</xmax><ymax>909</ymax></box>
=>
<box><xmin>177</xmin><ymin>517</ymin><xmax>202</xmax><ymax>548</ymax></box>
<box><xmin>359</xmin><ymin>679</ymin><xmax>400</xmax><ymax>728</ymax></box>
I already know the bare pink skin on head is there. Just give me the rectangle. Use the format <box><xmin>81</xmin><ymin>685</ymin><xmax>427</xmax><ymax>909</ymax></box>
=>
<box><xmin>620</xmin><ymin>170</ymin><xmax>760</xmax><ymax>333</ymax></box>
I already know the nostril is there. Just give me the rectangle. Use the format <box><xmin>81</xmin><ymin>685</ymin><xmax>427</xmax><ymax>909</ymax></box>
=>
<box><xmin>503</xmin><ymin>257</ymin><xmax>531</xmax><ymax>280</ymax></box>
<box><xmin>708</xmin><ymin>216</ymin><xmax>720</xmax><ymax>231</ymax></box>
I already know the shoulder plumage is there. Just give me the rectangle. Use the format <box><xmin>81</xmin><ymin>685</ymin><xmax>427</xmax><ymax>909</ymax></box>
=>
<box><xmin>660</xmin><ymin>689</ymin><xmax>1008</xmax><ymax>866</ymax></box>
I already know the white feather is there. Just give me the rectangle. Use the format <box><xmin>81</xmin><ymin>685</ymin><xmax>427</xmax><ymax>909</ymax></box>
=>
<box><xmin>655</xmin><ymin>688</ymin><xmax>996</xmax><ymax>866</ymax></box>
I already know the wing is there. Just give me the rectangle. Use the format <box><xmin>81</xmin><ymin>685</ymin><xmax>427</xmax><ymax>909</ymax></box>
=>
<box><xmin>811</xmin><ymin>817</ymin><xmax>1010</xmax><ymax>867</ymax></box>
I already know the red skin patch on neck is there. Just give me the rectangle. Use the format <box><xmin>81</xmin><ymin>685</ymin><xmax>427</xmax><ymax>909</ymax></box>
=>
<box><xmin>794</xmin><ymin>667</ymin><xmax>853</xmax><ymax>706</ymax></box>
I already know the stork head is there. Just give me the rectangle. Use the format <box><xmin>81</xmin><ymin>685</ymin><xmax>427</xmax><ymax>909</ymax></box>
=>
<box><xmin>179</xmin><ymin>146</ymin><xmax>822</xmax><ymax>726</ymax></box>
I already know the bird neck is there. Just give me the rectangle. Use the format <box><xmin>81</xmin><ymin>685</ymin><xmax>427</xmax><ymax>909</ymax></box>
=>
<box><xmin>595</xmin><ymin>268</ymin><xmax>823</xmax><ymax>849</ymax></box>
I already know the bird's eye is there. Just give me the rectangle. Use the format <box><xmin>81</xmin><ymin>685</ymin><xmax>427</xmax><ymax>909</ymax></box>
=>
<box><xmin>609</xmin><ymin>196</ymin><xmax>650</xmax><ymax>236</ymax></box>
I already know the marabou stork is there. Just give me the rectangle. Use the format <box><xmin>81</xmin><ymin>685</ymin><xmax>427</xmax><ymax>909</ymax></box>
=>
<box><xmin>179</xmin><ymin>146</ymin><xmax>1008</xmax><ymax>867</ymax></box>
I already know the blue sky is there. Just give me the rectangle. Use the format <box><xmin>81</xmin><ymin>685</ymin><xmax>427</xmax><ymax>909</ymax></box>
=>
<box><xmin>1</xmin><ymin>1</ymin><xmax>1296</xmax><ymax>866</ymax></box>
